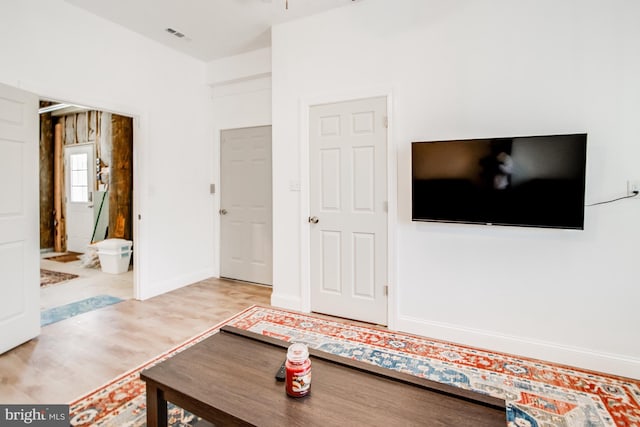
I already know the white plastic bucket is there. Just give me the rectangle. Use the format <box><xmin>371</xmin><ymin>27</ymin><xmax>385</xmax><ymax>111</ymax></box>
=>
<box><xmin>95</xmin><ymin>239</ymin><xmax>133</xmax><ymax>274</ymax></box>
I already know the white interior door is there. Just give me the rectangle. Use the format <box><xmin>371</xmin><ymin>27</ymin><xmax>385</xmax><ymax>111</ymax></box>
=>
<box><xmin>64</xmin><ymin>143</ymin><xmax>95</xmax><ymax>253</ymax></box>
<box><xmin>309</xmin><ymin>97</ymin><xmax>388</xmax><ymax>325</ymax></box>
<box><xmin>0</xmin><ymin>82</ymin><xmax>40</xmax><ymax>354</ymax></box>
<box><xmin>220</xmin><ymin>126</ymin><xmax>272</xmax><ymax>285</ymax></box>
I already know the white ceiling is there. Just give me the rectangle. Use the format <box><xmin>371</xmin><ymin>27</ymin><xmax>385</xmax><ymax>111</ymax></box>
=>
<box><xmin>64</xmin><ymin>0</ymin><xmax>359</xmax><ymax>62</ymax></box>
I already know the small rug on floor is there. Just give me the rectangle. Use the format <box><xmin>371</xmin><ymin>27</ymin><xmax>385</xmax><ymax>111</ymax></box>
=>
<box><xmin>68</xmin><ymin>305</ymin><xmax>640</xmax><ymax>427</ymax></box>
<box><xmin>40</xmin><ymin>268</ymin><xmax>79</xmax><ymax>287</ymax></box>
<box><xmin>45</xmin><ymin>252</ymin><xmax>82</xmax><ymax>263</ymax></box>
<box><xmin>41</xmin><ymin>295</ymin><xmax>124</xmax><ymax>327</ymax></box>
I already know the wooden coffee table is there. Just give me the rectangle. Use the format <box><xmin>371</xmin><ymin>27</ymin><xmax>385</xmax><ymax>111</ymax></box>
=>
<box><xmin>140</xmin><ymin>326</ymin><xmax>506</xmax><ymax>426</ymax></box>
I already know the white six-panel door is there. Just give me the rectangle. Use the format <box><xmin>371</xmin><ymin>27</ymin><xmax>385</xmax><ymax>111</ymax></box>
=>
<box><xmin>220</xmin><ymin>126</ymin><xmax>273</xmax><ymax>285</ymax></box>
<box><xmin>309</xmin><ymin>97</ymin><xmax>388</xmax><ymax>325</ymax></box>
<box><xmin>0</xmin><ymin>82</ymin><xmax>40</xmax><ymax>354</ymax></box>
<box><xmin>64</xmin><ymin>143</ymin><xmax>96</xmax><ymax>253</ymax></box>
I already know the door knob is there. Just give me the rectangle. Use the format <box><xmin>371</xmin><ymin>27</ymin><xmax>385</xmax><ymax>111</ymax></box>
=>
<box><xmin>308</xmin><ymin>216</ymin><xmax>319</xmax><ymax>224</ymax></box>
<box><xmin>219</xmin><ymin>209</ymin><xmax>228</xmax><ymax>215</ymax></box>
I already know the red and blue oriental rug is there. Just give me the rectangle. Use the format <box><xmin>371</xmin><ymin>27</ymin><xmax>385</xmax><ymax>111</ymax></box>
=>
<box><xmin>69</xmin><ymin>305</ymin><xmax>640</xmax><ymax>426</ymax></box>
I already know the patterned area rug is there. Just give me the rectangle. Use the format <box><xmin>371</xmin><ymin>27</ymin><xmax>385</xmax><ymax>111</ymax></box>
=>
<box><xmin>40</xmin><ymin>268</ymin><xmax>79</xmax><ymax>287</ymax></box>
<box><xmin>68</xmin><ymin>306</ymin><xmax>640</xmax><ymax>427</ymax></box>
<box><xmin>41</xmin><ymin>295</ymin><xmax>124</xmax><ymax>327</ymax></box>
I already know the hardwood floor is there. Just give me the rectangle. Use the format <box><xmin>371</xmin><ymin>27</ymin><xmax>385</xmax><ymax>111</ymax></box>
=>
<box><xmin>0</xmin><ymin>278</ymin><xmax>271</xmax><ymax>404</ymax></box>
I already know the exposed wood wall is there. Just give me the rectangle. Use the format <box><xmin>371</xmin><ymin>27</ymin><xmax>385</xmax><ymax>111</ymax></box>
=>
<box><xmin>39</xmin><ymin>109</ymin><xmax>133</xmax><ymax>249</ymax></box>
<box><xmin>59</xmin><ymin>109</ymin><xmax>133</xmax><ymax>242</ymax></box>
<box><xmin>109</xmin><ymin>114</ymin><xmax>133</xmax><ymax>241</ymax></box>
<box><xmin>39</xmin><ymin>112</ymin><xmax>55</xmax><ymax>249</ymax></box>
<box><xmin>54</xmin><ymin>123</ymin><xmax>65</xmax><ymax>252</ymax></box>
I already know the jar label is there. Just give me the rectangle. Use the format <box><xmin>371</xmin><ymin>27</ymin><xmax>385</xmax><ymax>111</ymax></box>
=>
<box><xmin>291</xmin><ymin>368</ymin><xmax>311</xmax><ymax>393</ymax></box>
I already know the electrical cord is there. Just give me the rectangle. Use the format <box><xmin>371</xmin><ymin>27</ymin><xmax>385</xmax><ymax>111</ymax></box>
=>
<box><xmin>586</xmin><ymin>190</ymin><xmax>639</xmax><ymax>206</ymax></box>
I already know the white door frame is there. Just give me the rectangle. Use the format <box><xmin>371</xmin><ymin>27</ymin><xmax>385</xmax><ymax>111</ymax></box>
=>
<box><xmin>299</xmin><ymin>89</ymin><xmax>398</xmax><ymax>330</ymax></box>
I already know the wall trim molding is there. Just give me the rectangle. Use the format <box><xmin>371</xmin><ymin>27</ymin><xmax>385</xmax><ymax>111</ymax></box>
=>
<box><xmin>271</xmin><ymin>293</ymin><xmax>302</xmax><ymax>311</ymax></box>
<box><xmin>138</xmin><ymin>268</ymin><xmax>214</xmax><ymax>300</ymax></box>
<box><xmin>396</xmin><ymin>314</ymin><xmax>640</xmax><ymax>379</ymax></box>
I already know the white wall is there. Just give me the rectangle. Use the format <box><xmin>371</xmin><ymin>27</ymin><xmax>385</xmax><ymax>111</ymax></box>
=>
<box><xmin>206</xmin><ymin>50</ymin><xmax>272</xmax><ymax>276</ymax></box>
<box><xmin>0</xmin><ymin>0</ymin><xmax>215</xmax><ymax>299</ymax></box>
<box><xmin>206</xmin><ymin>47</ymin><xmax>271</xmax><ymax>85</ymax></box>
<box><xmin>271</xmin><ymin>0</ymin><xmax>640</xmax><ymax>377</ymax></box>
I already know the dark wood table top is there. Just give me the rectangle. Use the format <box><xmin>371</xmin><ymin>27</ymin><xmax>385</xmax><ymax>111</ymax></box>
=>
<box><xmin>141</xmin><ymin>326</ymin><xmax>506</xmax><ymax>426</ymax></box>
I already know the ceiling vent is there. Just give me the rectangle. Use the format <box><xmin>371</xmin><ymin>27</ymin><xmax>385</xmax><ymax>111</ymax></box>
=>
<box><xmin>165</xmin><ymin>28</ymin><xmax>186</xmax><ymax>38</ymax></box>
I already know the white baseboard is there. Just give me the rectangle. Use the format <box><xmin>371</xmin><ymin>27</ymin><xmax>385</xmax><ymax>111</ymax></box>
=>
<box><xmin>137</xmin><ymin>268</ymin><xmax>215</xmax><ymax>300</ymax></box>
<box><xmin>396</xmin><ymin>314</ymin><xmax>640</xmax><ymax>380</ymax></box>
<box><xmin>270</xmin><ymin>293</ymin><xmax>302</xmax><ymax>311</ymax></box>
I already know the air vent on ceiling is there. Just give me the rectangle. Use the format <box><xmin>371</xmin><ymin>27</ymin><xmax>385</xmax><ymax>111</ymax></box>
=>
<box><xmin>165</xmin><ymin>28</ymin><xmax>186</xmax><ymax>38</ymax></box>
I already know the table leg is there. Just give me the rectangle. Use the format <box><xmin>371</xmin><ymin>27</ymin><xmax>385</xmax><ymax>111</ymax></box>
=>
<box><xmin>146</xmin><ymin>383</ymin><xmax>168</xmax><ymax>427</ymax></box>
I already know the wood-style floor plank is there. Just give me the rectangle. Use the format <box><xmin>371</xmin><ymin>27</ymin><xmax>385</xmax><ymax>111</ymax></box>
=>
<box><xmin>0</xmin><ymin>278</ymin><xmax>271</xmax><ymax>404</ymax></box>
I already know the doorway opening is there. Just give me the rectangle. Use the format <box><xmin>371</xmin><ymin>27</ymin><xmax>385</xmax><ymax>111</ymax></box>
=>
<box><xmin>38</xmin><ymin>100</ymin><xmax>134</xmax><ymax>313</ymax></box>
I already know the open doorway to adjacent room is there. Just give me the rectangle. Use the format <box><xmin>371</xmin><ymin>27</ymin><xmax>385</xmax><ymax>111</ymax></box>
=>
<box><xmin>38</xmin><ymin>100</ymin><xmax>134</xmax><ymax>314</ymax></box>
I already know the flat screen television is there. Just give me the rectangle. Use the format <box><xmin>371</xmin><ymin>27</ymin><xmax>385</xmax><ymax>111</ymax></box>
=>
<box><xmin>411</xmin><ymin>133</ymin><xmax>587</xmax><ymax>229</ymax></box>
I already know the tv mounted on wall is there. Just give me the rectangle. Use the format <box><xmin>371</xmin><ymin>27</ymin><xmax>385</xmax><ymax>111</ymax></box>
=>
<box><xmin>411</xmin><ymin>133</ymin><xmax>587</xmax><ymax>229</ymax></box>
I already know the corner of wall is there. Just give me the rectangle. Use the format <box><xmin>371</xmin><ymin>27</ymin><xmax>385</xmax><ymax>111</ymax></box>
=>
<box><xmin>206</xmin><ymin>47</ymin><xmax>272</xmax><ymax>87</ymax></box>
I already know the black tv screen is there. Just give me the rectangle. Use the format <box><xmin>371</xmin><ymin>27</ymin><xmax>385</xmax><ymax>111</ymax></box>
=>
<box><xmin>411</xmin><ymin>134</ymin><xmax>587</xmax><ymax>229</ymax></box>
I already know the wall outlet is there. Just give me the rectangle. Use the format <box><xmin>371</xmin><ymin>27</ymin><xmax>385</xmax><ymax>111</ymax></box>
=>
<box><xmin>628</xmin><ymin>180</ymin><xmax>640</xmax><ymax>197</ymax></box>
